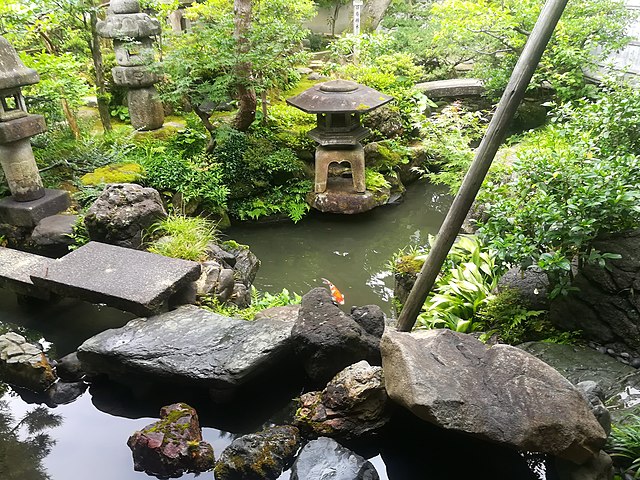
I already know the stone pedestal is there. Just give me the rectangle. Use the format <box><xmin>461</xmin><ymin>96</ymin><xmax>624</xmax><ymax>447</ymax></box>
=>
<box><xmin>307</xmin><ymin>177</ymin><xmax>389</xmax><ymax>214</ymax></box>
<box><xmin>0</xmin><ymin>189</ymin><xmax>71</xmax><ymax>227</ymax></box>
<box><xmin>315</xmin><ymin>144</ymin><xmax>365</xmax><ymax>193</ymax></box>
<box><xmin>128</xmin><ymin>87</ymin><xmax>165</xmax><ymax>131</ymax></box>
<box><xmin>0</xmin><ymin>139</ymin><xmax>45</xmax><ymax>201</ymax></box>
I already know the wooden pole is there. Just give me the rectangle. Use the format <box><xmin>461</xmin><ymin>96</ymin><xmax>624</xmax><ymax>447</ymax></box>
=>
<box><xmin>396</xmin><ymin>0</ymin><xmax>569</xmax><ymax>332</ymax></box>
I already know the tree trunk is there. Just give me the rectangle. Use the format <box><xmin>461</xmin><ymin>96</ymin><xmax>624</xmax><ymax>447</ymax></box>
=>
<box><xmin>364</xmin><ymin>0</ymin><xmax>392</xmax><ymax>31</ymax></box>
<box><xmin>89</xmin><ymin>8</ymin><xmax>112</xmax><ymax>133</ymax></box>
<box><xmin>232</xmin><ymin>0</ymin><xmax>256</xmax><ymax>131</ymax></box>
<box><xmin>61</xmin><ymin>98</ymin><xmax>81</xmax><ymax>139</ymax></box>
<box><xmin>261</xmin><ymin>90</ymin><xmax>268</xmax><ymax>125</ymax></box>
<box><xmin>193</xmin><ymin>104</ymin><xmax>217</xmax><ymax>153</ymax></box>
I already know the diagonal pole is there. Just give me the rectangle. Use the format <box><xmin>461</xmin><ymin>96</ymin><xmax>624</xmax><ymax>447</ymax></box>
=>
<box><xmin>396</xmin><ymin>0</ymin><xmax>570</xmax><ymax>332</ymax></box>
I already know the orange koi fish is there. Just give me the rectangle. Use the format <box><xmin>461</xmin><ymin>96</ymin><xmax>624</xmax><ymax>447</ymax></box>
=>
<box><xmin>321</xmin><ymin>278</ymin><xmax>345</xmax><ymax>305</ymax></box>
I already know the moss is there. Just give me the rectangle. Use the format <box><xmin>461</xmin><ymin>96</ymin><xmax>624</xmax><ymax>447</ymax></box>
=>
<box><xmin>395</xmin><ymin>254</ymin><xmax>425</xmax><ymax>275</ymax></box>
<box><xmin>81</xmin><ymin>163</ymin><xmax>142</xmax><ymax>186</ymax></box>
<box><xmin>221</xmin><ymin>240</ymin><xmax>248</xmax><ymax>251</ymax></box>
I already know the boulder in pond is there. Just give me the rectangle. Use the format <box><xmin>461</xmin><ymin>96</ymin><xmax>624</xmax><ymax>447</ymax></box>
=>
<box><xmin>294</xmin><ymin>360</ymin><xmax>390</xmax><ymax>439</ymax></box>
<box><xmin>214</xmin><ymin>425</ymin><xmax>301</xmax><ymax>480</ymax></box>
<box><xmin>0</xmin><ymin>332</ymin><xmax>56</xmax><ymax>392</ymax></box>
<box><xmin>84</xmin><ymin>183</ymin><xmax>167</xmax><ymax>249</ymax></box>
<box><xmin>227</xmin><ymin>245</ymin><xmax>260</xmax><ymax>286</ymax></box>
<box><xmin>380</xmin><ymin>329</ymin><xmax>607</xmax><ymax>464</ymax></box>
<box><xmin>77</xmin><ymin>305</ymin><xmax>295</xmax><ymax>397</ymax></box>
<box><xmin>127</xmin><ymin>403</ymin><xmax>214</xmax><ymax>478</ymax></box>
<box><xmin>292</xmin><ymin>288</ymin><xmax>383</xmax><ymax>385</ymax></box>
<box><xmin>290</xmin><ymin>437</ymin><xmax>379</xmax><ymax>480</ymax></box>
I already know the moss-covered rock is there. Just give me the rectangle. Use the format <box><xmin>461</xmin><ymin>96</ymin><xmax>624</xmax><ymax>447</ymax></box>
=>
<box><xmin>81</xmin><ymin>163</ymin><xmax>142</xmax><ymax>186</ymax></box>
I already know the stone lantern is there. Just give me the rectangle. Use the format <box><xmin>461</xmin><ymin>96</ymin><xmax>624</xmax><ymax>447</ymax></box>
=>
<box><xmin>98</xmin><ymin>0</ymin><xmax>164</xmax><ymax>131</ymax></box>
<box><xmin>0</xmin><ymin>36</ymin><xmax>70</xmax><ymax>226</ymax></box>
<box><xmin>287</xmin><ymin>80</ymin><xmax>392</xmax><ymax>194</ymax></box>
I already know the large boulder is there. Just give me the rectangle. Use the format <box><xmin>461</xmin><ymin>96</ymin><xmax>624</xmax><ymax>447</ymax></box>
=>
<box><xmin>0</xmin><ymin>332</ymin><xmax>57</xmax><ymax>392</ymax></box>
<box><xmin>227</xmin><ymin>245</ymin><xmax>261</xmax><ymax>286</ymax></box>
<box><xmin>77</xmin><ymin>305</ymin><xmax>295</xmax><ymax>397</ymax></box>
<box><xmin>214</xmin><ymin>425</ymin><xmax>301</xmax><ymax>480</ymax></box>
<box><xmin>498</xmin><ymin>267</ymin><xmax>550</xmax><ymax>311</ymax></box>
<box><xmin>550</xmin><ymin>230</ymin><xmax>640</xmax><ymax>356</ymax></box>
<box><xmin>362</xmin><ymin>105</ymin><xmax>404</xmax><ymax>140</ymax></box>
<box><xmin>84</xmin><ymin>183</ymin><xmax>167</xmax><ymax>249</ymax></box>
<box><xmin>292</xmin><ymin>288</ymin><xmax>383</xmax><ymax>384</ymax></box>
<box><xmin>127</xmin><ymin>403</ymin><xmax>214</xmax><ymax>478</ymax></box>
<box><xmin>381</xmin><ymin>329</ymin><xmax>607</xmax><ymax>464</ymax></box>
<box><xmin>290</xmin><ymin>437</ymin><xmax>380</xmax><ymax>480</ymax></box>
<box><xmin>294</xmin><ymin>360</ymin><xmax>390</xmax><ymax>439</ymax></box>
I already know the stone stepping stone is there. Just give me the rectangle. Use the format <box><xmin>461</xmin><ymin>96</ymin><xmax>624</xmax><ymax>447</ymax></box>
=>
<box><xmin>30</xmin><ymin>241</ymin><xmax>201</xmax><ymax>315</ymax></box>
<box><xmin>0</xmin><ymin>246</ymin><xmax>52</xmax><ymax>299</ymax></box>
<box><xmin>415</xmin><ymin>78</ymin><xmax>485</xmax><ymax>98</ymax></box>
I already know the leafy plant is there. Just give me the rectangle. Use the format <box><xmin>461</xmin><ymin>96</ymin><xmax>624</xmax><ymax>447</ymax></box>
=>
<box><xmin>109</xmin><ymin>105</ymin><xmax>130</xmax><ymax>122</ymax></box>
<box><xmin>365</xmin><ymin>169</ymin><xmax>391</xmax><ymax>192</ymax></box>
<box><xmin>201</xmin><ymin>286</ymin><xmax>301</xmax><ymax>320</ymax></box>
<box><xmin>147</xmin><ymin>215</ymin><xmax>218</xmax><ymax>261</ymax></box>
<box><xmin>231</xmin><ymin>179</ymin><xmax>312</xmax><ymax>223</ymax></box>
<box><xmin>477</xmin><ymin>82</ymin><xmax>640</xmax><ymax>297</ymax></box>
<box><xmin>412</xmin><ymin>235</ymin><xmax>502</xmax><ymax>333</ymax></box>
<box><xmin>607</xmin><ymin>415</ymin><xmax>640</xmax><ymax>479</ymax></box>
<box><xmin>67</xmin><ymin>216</ymin><xmax>90</xmax><ymax>251</ymax></box>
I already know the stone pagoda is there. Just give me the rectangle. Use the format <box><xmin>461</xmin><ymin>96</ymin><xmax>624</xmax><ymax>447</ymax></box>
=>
<box><xmin>287</xmin><ymin>79</ymin><xmax>393</xmax><ymax>214</ymax></box>
<box><xmin>0</xmin><ymin>36</ymin><xmax>70</xmax><ymax>227</ymax></box>
<box><xmin>98</xmin><ymin>0</ymin><xmax>164</xmax><ymax>130</ymax></box>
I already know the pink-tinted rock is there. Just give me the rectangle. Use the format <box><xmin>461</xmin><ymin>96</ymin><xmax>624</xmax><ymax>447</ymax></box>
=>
<box><xmin>127</xmin><ymin>403</ymin><xmax>214</xmax><ymax>477</ymax></box>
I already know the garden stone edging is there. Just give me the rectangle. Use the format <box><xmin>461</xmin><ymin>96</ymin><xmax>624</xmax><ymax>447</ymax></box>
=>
<box><xmin>380</xmin><ymin>329</ymin><xmax>607</xmax><ymax>464</ymax></box>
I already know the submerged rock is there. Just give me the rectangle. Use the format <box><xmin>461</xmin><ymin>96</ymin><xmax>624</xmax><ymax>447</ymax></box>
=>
<box><xmin>292</xmin><ymin>288</ymin><xmax>383</xmax><ymax>384</ymax></box>
<box><xmin>290</xmin><ymin>437</ymin><xmax>379</xmax><ymax>480</ymax></box>
<box><xmin>214</xmin><ymin>425</ymin><xmax>301</xmax><ymax>480</ymax></box>
<box><xmin>295</xmin><ymin>361</ymin><xmax>389</xmax><ymax>439</ymax></box>
<box><xmin>381</xmin><ymin>329</ymin><xmax>607</xmax><ymax>464</ymax></box>
<box><xmin>127</xmin><ymin>403</ymin><xmax>214</xmax><ymax>478</ymax></box>
<box><xmin>77</xmin><ymin>305</ymin><xmax>295</xmax><ymax>397</ymax></box>
<box><xmin>0</xmin><ymin>332</ymin><xmax>56</xmax><ymax>392</ymax></box>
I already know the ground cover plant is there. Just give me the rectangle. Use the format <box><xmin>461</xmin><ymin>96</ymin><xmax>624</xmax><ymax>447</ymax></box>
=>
<box><xmin>607</xmin><ymin>415</ymin><xmax>640</xmax><ymax>479</ymax></box>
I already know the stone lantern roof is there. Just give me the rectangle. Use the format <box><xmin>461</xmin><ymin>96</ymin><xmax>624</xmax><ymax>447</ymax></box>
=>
<box><xmin>286</xmin><ymin>80</ymin><xmax>393</xmax><ymax>114</ymax></box>
<box><xmin>0</xmin><ymin>37</ymin><xmax>39</xmax><ymax>90</ymax></box>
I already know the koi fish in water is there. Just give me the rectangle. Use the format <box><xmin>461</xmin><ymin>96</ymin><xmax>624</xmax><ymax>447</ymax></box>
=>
<box><xmin>321</xmin><ymin>278</ymin><xmax>345</xmax><ymax>305</ymax></box>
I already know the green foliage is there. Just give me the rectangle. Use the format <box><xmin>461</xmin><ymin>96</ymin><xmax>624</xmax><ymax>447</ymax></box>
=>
<box><xmin>607</xmin><ymin>415</ymin><xmax>640</xmax><ymax>479</ymax></box>
<box><xmin>477</xmin><ymin>289</ymin><xmax>577</xmax><ymax>344</ymax></box>
<box><xmin>424</xmin><ymin>0</ymin><xmax>632</xmax><ymax>101</ymax></box>
<box><xmin>477</xmin><ymin>82</ymin><xmax>640</xmax><ymax>297</ymax></box>
<box><xmin>415</xmin><ymin>235</ymin><xmax>502</xmax><ymax>333</ymax></box>
<box><xmin>422</xmin><ymin>102</ymin><xmax>488</xmax><ymax>194</ymax></box>
<box><xmin>67</xmin><ymin>215</ymin><xmax>90</xmax><ymax>251</ymax></box>
<box><xmin>231</xmin><ymin>179</ymin><xmax>312</xmax><ymax>223</ymax></box>
<box><xmin>365</xmin><ymin>169</ymin><xmax>391</xmax><ymax>192</ymax></box>
<box><xmin>141</xmin><ymin>149</ymin><xmax>229</xmax><ymax>212</ymax></box>
<box><xmin>147</xmin><ymin>215</ymin><xmax>218</xmax><ymax>262</ymax></box>
<box><xmin>202</xmin><ymin>286</ymin><xmax>301</xmax><ymax>320</ymax></box>
<box><xmin>109</xmin><ymin>105</ymin><xmax>130</xmax><ymax>122</ymax></box>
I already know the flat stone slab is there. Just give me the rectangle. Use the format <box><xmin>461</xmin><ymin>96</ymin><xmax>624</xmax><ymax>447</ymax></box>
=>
<box><xmin>0</xmin><ymin>246</ymin><xmax>52</xmax><ymax>299</ymax></box>
<box><xmin>415</xmin><ymin>78</ymin><xmax>485</xmax><ymax>98</ymax></box>
<box><xmin>77</xmin><ymin>305</ymin><xmax>296</xmax><ymax>394</ymax></box>
<box><xmin>0</xmin><ymin>189</ymin><xmax>70</xmax><ymax>227</ymax></box>
<box><xmin>30</xmin><ymin>241</ymin><xmax>201</xmax><ymax>315</ymax></box>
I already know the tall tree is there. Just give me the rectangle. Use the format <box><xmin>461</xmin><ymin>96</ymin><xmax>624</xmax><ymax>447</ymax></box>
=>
<box><xmin>232</xmin><ymin>0</ymin><xmax>256</xmax><ymax>131</ymax></box>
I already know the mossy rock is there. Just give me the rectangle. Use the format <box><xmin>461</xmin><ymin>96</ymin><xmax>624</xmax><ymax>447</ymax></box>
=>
<box><xmin>81</xmin><ymin>163</ymin><xmax>143</xmax><ymax>186</ymax></box>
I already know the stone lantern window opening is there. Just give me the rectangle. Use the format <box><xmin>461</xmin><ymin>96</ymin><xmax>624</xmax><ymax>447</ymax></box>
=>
<box><xmin>0</xmin><ymin>88</ymin><xmax>28</xmax><ymax>122</ymax></box>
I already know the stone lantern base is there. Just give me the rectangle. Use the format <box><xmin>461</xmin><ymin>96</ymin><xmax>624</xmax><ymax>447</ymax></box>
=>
<box><xmin>307</xmin><ymin>177</ymin><xmax>390</xmax><ymax>214</ymax></box>
<box><xmin>315</xmin><ymin>144</ymin><xmax>365</xmax><ymax>194</ymax></box>
<box><xmin>0</xmin><ymin>189</ymin><xmax>70</xmax><ymax>227</ymax></box>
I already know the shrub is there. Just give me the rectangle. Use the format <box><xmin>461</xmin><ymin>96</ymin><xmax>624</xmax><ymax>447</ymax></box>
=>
<box><xmin>477</xmin><ymin>82</ymin><xmax>640</xmax><ymax>297</ymax></box>
<box><xmin>202</xmin><ymin>286</ymin><xmax>301</xmax><ymax>320</ymax></box>
<box><xmin>607</xmin><ymin>415</ymin><xmax>640</xmax><ymax>479</ymax></box>
<box><xmin>147</xmin><ymin>215</ymin><xmax>218</xmax><ymax>262</ymax></box>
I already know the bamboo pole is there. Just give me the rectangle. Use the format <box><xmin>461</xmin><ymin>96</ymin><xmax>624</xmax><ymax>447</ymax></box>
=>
<box><xmin>396</xmin><ymin>0</ymin><xmax>570</xmax><ymax>332</ymax></box>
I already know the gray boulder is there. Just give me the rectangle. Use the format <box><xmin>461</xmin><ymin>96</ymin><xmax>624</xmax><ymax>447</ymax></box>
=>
<box><xmin>77</xmin><ymin>305</ymin><xmax>295</xmax><ymax>396</ymax></box>
<box><xmin>230</xmin><ymin>282</ymin><xmax>251</xmax><ymax>308</ymax></box>
<box><xmin>214</xmin><ymin>425</ymin><xmax>301</xmax><ymax>480</ymax></box>
<box><xmin>350</xmin><ymin>305</ymin><xmax>386</xmax><ymax>338</ymax></box>
<box><xmin>292</xmin><ymin>288</ymin><xmax>383</xmax><ymax>384</ymax></box>
<box><xmin>84</xmin><ymin>183</ymin><xmax>167</xmax><ymax>249</ymax></box>
<box><xmin>498</xmin><ymin>267</ymin><xmax>550</xmax><ymax>310</ymax></box>
<box><xmin>550</xmin><ymin>230</ymin><xmax>640</xmax><ymax>356</ymax></box>
<box><xmin>194</xmin><ymin>261</ymin><xmax>235</xmax><ymax>304</ymax></box>
<box><xmin>290</xmin><ymin>437</ymin><xmax>379</xmax><ymax>480</ymax></box>
<box><xmin>45</xmin><ymin>381</ymin><xmax>87</xmax><ymax>406</ymax></box>
<box><xmin>555</xmin><ymin>451</ymin><xmax>614</xmax><ymax>480</ymax></box>
<box><xmin>229</xmin><ymin>246</ymin><xmax>261</xmax><ymax>286</ymax></box>
<box><xmin>0</xmin><ymin>332</ymin><xmax>57</xmax><ymax>392</ymax></box>
<box><xmin>55</xmin><ymin>352</ymin><xmax>85</xmax><ymax>382</ymax></box>
<box><xmin>205</xmin><ymin>242</ymin><xmax>236</xmax><ymax>267</ymax></box>
<box><xmin>363</xmin><ymin>104</ymin><xmax>404</xmax><ymax>140</ymax></box>
<box><xmin>254</xmin><ymin>305</ymin><xmax>300</xmax><ymax>322</ymax></box>
<box><xmin>381</xmin><ymin>329</ymin><xmax>607</xmax><ymax>464</ymax></box>
<box><xmin>30</xmin><ymin>214</ymin><xmax>78</xmax><ymax>256</ymax></box>
<box><xmin>294</xmin><ymin>361</ymin><xmax>390</xmax><ymax>439</ymax></box>
<box><xmin>576</xmin><ymin>381</ymin><xmax>611</xmax><ymax>436</ymax></box>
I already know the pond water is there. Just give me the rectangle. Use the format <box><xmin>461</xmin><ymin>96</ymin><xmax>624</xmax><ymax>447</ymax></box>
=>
<box><xmin>0</xmin><ymin>181</ymin><xmax>545</xmax><ymax>480</ymax></box>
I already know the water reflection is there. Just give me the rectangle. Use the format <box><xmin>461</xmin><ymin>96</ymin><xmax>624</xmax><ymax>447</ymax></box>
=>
<box><xmin>0</xmin><ymin>383</ymin><xmax>62</xmax><ymax>480</ymax></box>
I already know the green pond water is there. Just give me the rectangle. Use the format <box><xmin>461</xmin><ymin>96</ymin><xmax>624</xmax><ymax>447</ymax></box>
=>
<box><xmin>0</xmin><ymin>180</ymin><xmax>546</xmax><ymax>479</ymax></box>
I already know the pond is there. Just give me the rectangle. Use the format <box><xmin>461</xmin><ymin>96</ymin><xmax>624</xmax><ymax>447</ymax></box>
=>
<box><xmin>0</xmin><ymin>181</ymin><xmax>545</xmax><ymax>480</ymax></box>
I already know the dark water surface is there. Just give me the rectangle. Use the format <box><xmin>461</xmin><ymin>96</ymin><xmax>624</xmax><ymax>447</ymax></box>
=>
<box><xmin>0</xmin><ymin>181</ymin><xmax>543</xmax><ymax>479</ymax></box>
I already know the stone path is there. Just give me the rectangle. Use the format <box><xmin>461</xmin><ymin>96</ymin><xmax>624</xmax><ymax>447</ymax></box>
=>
<box><xmin>0</xmin><ymin>246</ymin><xmax>53</xmax><ymax>299</ymax></box>
<box><xmin>0</xmin><ymin>241</ymin><xmax>201</xmax><ymax>315</ymax></box>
